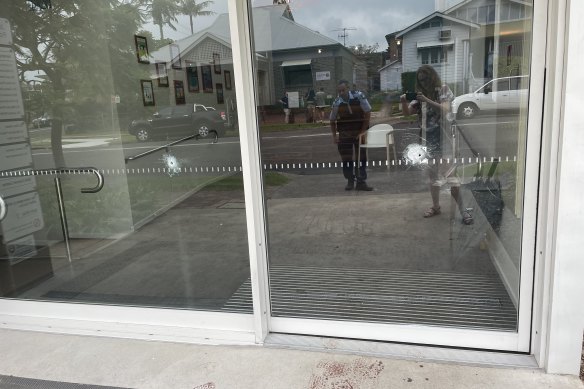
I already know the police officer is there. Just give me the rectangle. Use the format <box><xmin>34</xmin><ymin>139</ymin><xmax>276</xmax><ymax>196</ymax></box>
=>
<box><xmin>330</xmin><ymin>80</ymin><xmax>373</xmax><ymax>191</ymax></box>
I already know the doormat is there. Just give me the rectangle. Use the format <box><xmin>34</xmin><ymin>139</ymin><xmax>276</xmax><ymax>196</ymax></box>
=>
<box><xmin>217</xmin><ymin>201</ymin><xmax>246</xmax><ymax>209</ymax></box>
<box><xmin>0</xmin><ymin>375</ymin><xmax>132</xmax><ymax>389</ymax></box>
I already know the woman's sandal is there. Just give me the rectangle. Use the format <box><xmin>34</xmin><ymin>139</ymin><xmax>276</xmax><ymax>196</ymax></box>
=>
<box><xmin>462</xmin><ymin>211</ymin><xmax>474</xmax><ymax>225</ymax></box>
<box><xmin>423</xmin><ymin>206</ymin><xmax>441</xmax><ymax>218</ymax></box>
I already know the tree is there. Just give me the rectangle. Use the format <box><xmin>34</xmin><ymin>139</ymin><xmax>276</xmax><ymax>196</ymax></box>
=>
<box><xmin>350</xmin><ymin>44</ymin><xmax>383</xmax><ymax>92</ymax></box>
<box><xmin>7</xmin><ymin>0</ymin><xmax>146</xmax><ymax>166</ymax></box>
<box><xmin>350</xmin><ymin>43</ymin><xmax>380</xmax><ymax>55</ymax></box>
<box><xmin>143</xmin><ymin>0</ymin><xmax>181</xmax><ymax>39</ymax></box>
<box><xmin>179</xmin><ymin>0</ymin><xmax>214</xmax><ymax>35</ymax></box>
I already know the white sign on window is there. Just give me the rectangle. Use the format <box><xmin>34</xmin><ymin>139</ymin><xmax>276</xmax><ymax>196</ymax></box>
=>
<box><xmin>0</xmin><ymin>121</ymin><xmax>28</xmax><ymax>145</ymax></box>
<box><xmin>0</xmin><ymin>47</ymin><xmax>25</xmax><ymax>119</ymax></box>
<box><xmin>0</xmin><ymin>18</ymin><xmax>44</xmax><ymax>258</ymax></box>
<box><xmin>288</xmin><ymin>91</ymin><xmax>300</xmax><ymax>108</ymax></box>
<box><xmin>1</xmin><ymin>192</ymin><xmax>44</xmax><ymax>243</ymax></box>
<box><xmin>316</xmin><ymin>71</ymin><xmax>331</xmax><ymax>81</ymax></box>
<box><xmin>3</xmin><ymin>235</ymin><xmax>38</xmax><ymax>265</ymax></box>
<box><xmin>0</xmin><ymin>18</ymin><xmax>12</xmax><ymax>45</ymax></box>
<box><xmin>0</xmin><ymin>143</ymin><xmax>33</xmax><ymax>171</ymax></box>
<box><xmin>0</xmin><ymin>170</ymin><xmax>36</xmax><ymax>198</ymax></box>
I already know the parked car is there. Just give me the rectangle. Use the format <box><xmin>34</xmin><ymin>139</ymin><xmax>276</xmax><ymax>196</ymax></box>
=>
<box><xmin>31</xmin><ymin>114</ymin><xmax>52</xmax><ymax>128</ymax></box>
<box><xmin>451</xmin><ymin>76</ymin><xmax>529</xmax><ymax>119</ymax></box>
<box><xmin>128</xmin><ymin>104</ymin><xmax>227</xmax><ymax>142</ymax></box>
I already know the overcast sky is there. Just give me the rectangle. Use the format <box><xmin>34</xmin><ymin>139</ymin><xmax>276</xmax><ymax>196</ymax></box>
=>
<box><xmin>159</xmin><ymin>0</ymin><xmax>465</xmax><ymax>48</ymax></box>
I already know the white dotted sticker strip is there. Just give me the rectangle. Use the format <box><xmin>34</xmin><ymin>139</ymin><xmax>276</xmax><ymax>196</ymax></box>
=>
<box><xmin>0</xmin><ymin>156</ymin><xmax>515</xmax><ymax>179</ymax></box>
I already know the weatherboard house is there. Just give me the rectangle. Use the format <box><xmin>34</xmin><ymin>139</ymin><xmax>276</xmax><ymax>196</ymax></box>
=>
<box><xmin>380</xmin><ymin>0</ymin><xmax>533</xmax><ymax>93</ymax></box>
<box><xmin>150</xmin><ymin>4</ymin><xmax>364</xmax><ymax>110</ymax></box>
<box><xmin>379</xmin><ymin>12</ymin><xmax>480</xmax><ymax>93</ymax></box>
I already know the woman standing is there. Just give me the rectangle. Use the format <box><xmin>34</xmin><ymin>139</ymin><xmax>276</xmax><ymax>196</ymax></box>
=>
<box><xmin>400</xmin><ymin>65</ymin><xmax>473</xmax><ymax>225</ymax></box>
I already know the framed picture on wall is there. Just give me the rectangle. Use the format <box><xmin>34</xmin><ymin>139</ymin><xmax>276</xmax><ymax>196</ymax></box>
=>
<box><xmin>170</xmin><ymin>43</ymin><xmax>181</xmax><ymax>69</ymax></box>
<box><xmin>186</xmin><ymin>66</ymin><xmax>199</xmax><ymax>92</ymax></box>
<box><xmin>140</xmin><ymin>79</ymin><xmax>155</xmax><ymax>106</ymax></box>
<box><xmin>155</xmin><ymin>62</ymin><xmax>169</xmax><ymax>87</ymax></box>
<box><xmin>216</xmin><ymin>83</ymin><xmax>224</xmax><ymax>104</ymax></box>
<box><xmin>224</xmin><ymin>70</ymin><xmax>232</xmax><ymax>90</ymax></box>
<box><xmin>213</xmin><ymin>52</ymin><xmax>221</xmax><ymax>74</ymax></box>
<box><xmin>134</xmin><ymin>35</ymin><xmax>150</xmax><ymax>64</ymax></box>
<box><xmin>201</xmin><ymin>65</ymin><xmax>213</xmax><ymax>93</ymax></box>
<box><xmin>174</xmin><ymin>80</ymin><xmax>185</xmax><ymax>105</ymax></box>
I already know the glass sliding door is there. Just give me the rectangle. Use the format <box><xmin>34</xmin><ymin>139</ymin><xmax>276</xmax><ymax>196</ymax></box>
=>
<box><xmin>248</xmin><ymin>0</ymin><xmax>538</xmax><ymax>347</ymax></box>
<box><xmin>0</xmin><ymin>0</ymin><xmax>252</xmax><ymax>314</ymax></box>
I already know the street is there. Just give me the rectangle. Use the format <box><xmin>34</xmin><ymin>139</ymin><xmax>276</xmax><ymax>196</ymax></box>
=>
<box><xmin>259</xmin><ymin>113</ymin><xmax>522</xmax><ymax>167</ymax></box>
<box><xmin>31</xmin><ymin>136</ymin><xmax>243</xmax><ymax>173</ymax></box>
<box><xmin>28</xmin><ymin>113</ymin><xmax>523</xmax><ymax>178</ymax></box>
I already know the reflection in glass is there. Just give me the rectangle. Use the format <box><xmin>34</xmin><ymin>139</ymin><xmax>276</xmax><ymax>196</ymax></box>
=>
<box><xmin>253</xmin><ymin>0</ymin><xmax>533</xmax><ymax>331</ymax></box>
<box><xmin>0</xmin><ymin>1</ymin><xmax>250</xmax><ymax>313</ymax></box>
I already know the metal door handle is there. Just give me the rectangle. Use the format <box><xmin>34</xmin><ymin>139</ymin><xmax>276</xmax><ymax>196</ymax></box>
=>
<box><xmin>78</xmin><ymin>168</ymin><xmax>104</xmax><ymax>193</ymax></box>
<box><xmin>0</xmin><ymin>195</ymin><xmax>6</xmax><ymax>221</ymax></box>
<box><xmin>58</xmin><ymin>168</ymin><xmax>104</xmax><ymax>193</ymax></box>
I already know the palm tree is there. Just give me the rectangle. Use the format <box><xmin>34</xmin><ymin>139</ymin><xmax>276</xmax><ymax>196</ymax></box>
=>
<box><xmin>147</xmin><ymin>0</ymin><xmax>180</xmax><ymax>39</ymax></box>
<box><xmin>180</xmin><ymin>0</ymin><xmax>215</xmax><ymax>35</ymax></box>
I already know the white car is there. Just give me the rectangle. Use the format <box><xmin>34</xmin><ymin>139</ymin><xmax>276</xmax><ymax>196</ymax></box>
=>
<box><xmin>451</xmin><ymin>76</ymin><xmax>529</xmax><ymax>119</ymax></box>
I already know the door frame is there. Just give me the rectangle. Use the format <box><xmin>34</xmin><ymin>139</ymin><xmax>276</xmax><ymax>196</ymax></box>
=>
<box><xmin>0</xmin><ymin>0</ymin><xmax>552</xmax><ymax>355</ymax></box>
<box><xmin>233</xmin><ymin>0</ymin><xmax>549</xmax><ymax>352</ymax></box>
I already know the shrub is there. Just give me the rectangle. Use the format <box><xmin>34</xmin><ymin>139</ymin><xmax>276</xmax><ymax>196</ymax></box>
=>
<box><xmin>401</xmin><ymin>71</ymin><xmax>417</xmax><ymax>93</ymax></box>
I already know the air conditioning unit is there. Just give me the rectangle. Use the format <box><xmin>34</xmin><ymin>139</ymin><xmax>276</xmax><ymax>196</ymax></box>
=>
<box><xmin>439</xmin><ymin>29</ymin><xmax>452</xmax><ymax>39</ymax></box>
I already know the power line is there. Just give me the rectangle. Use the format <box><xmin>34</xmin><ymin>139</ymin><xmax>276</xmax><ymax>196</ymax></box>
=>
<box><xmin>331</xmin><ymin>27</ymin><xmax>356</xmax><ymax>46</ymax></box>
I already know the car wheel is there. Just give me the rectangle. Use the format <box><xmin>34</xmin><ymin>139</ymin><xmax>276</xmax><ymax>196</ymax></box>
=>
<box><xmin>197</xmin><ymin>122</ymin><xmax>211</xmax><ymax>138</ymax></box>
<box><xmin>458</xmin><ymin>103</ymin><xmax>478</xmax><ymax>119</ymax></box>
<box><xmin>135</xmin><ymin>128</ymin><xmax>150</xmax><ymax>142</ymax></box>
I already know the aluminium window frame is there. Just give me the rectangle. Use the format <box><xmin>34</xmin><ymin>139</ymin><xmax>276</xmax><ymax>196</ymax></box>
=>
<box><xmin>240</xmin><ymin>0</ymin><xmax>548</xmax><ymax>353</ymax></box>
<box><xmin>0</xmin><ymin>0</ymin><xmax>572</xmax><ymax>363</ymax></box>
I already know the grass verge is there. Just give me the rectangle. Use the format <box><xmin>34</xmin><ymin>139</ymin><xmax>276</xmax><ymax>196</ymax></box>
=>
<box><xmin>203</xmin><ymin>171</ymin><xmax>289</xmax><ymax>191</ymax></box>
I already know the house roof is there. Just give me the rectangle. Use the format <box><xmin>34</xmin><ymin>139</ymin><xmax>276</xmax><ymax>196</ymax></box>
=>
<box><xmin>378</xmin><ymin>60</ymin><xmax>401</xmax><ymax>72</ymax></box>
<box><xmin>151</xmin><ymin>5</ymin><xmax>340</xmax><ymax>63</ymax></box>
<box><xmin>395</xmin><ymin>12</ymin><xmax>480</xmax><ymax>38</ymax></box>
<box><xmin>251</xmin><ymin>5</ymin><xmax>339</xmax><ymax>51</ymax></box>
<box><xmin>384</xmin><ymin>30</ymin><xmax>402</xmax><ymax>45</ymax></box>
<box><xmin>280</xmin><ymin>59</ymin><xmax>312</xmax><ymax>66</ymax></box>
<box><xmin>445</xmin><ymin>0</ymin><xmax>533</xmax><ymax>15</ymax></box>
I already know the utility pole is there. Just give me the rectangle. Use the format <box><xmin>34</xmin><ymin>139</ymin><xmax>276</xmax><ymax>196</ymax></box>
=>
<box><xmin>331</xmin><ymin>27</ymin><xmax>357</xmax><ymax>47</ymax></box>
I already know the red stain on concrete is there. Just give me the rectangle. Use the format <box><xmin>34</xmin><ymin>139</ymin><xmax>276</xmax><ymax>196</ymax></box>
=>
<box><xmin>308</xmin><ymin>358</ymin><xmax>385</xmax><ymax>389</ymax></box>
<box><xmin>193</xmin><ymin>383</ymin><xmax>215</xmax><ymax>389</ymax></box>
<box><xmin>318</xmin><ymin>361</ymin><xmax>350</xmax><ymax>377</ymax></box>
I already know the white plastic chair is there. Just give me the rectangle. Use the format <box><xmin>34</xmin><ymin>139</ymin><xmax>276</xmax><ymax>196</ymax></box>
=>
<box><xmin>358</xmin><ymin>123</ymin><xmax>397</xmax><ymax>171</ymax></box>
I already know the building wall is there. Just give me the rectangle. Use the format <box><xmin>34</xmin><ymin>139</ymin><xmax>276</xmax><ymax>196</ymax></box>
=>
<box><xmin>3</xmin><ymin>1</ymin><xmax>583</xmax><ymax>375</ymax></box>
<box><xmin>401</xmin><ymin>21</ymin><xmax>471</xmax><ymax>93</ymax></box>
<box><xmin>310</xmin><ymin>56</ymin><xmax>337</xmax><ymax>99</ymax></box>
<box><xmin>387</xmin><ymin>36</ymin><xmax>402</xmax><ymax>63</ymax></box>
<box><xmin>447</xmin><ymin>0</ymin><xmax>533</xmax><ymax>88</ymax></box>
<box><xmin>542</xmin><ymin>0</ymin><xmax>584</xmax><ymax>374</ymax></box>
<box><xmin>162</xmin><ymin>37</ymin><xmax>237</xmax><ymax>111</ymax></box>
<box><xmin>380</xmin><ymin>62</ymin><xmax>402</xmax><ymax>91</ymax></box>
<box><xmin>450</xmin><ymin>0</ymin><xmax>531</xmax><ymax>24</ymax></box>
<box><xmin>334</xmin><ymin>49</ymin><xmax>357</xmax><ymax>88</ymax></box>
<box><xmin>269</xmin><ymin>46</ymin><xmax>358</xmax><ymax>105</ymax></box>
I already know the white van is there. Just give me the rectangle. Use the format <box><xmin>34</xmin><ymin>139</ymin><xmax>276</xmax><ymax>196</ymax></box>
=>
<box><xmin>451</xmin><ymin>75</ymin><xmax>529</xmax><ymax>119</ymax></box>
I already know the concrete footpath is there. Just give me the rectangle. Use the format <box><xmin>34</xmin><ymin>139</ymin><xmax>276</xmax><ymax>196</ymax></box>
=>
<box><xmin>0</xmin><ymin>329</ymin><xmax>582</xmax><ymax>389</ymax></box>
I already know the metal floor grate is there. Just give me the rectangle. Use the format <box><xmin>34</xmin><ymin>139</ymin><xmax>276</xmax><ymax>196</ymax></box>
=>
<box><xmin>223</xmin><ymin>265</ymin><xmax>517</xmax><ymax>331</ymax></box>
<box><xmin>0</xmin><ymin>375</ymin><xmax>131</xmax><ymax>389</ymax></box>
